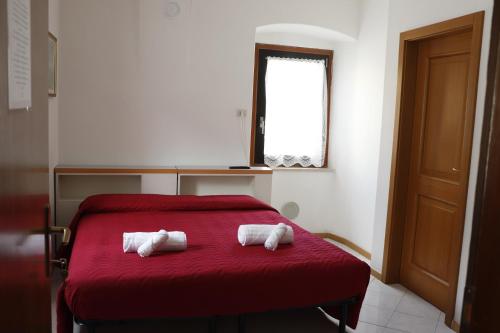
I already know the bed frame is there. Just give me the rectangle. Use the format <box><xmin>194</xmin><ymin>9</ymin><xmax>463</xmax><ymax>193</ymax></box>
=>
<box><xmin>74</xmin><ymin>297</ymin><xmax>357</xmax><ymax>333</ymax></box>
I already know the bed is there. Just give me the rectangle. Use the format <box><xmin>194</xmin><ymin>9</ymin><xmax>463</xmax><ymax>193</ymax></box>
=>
<box><xmin>57</xmin><ymin>194</ymin><xmax>370</xmax><ymax>333</ymax></box>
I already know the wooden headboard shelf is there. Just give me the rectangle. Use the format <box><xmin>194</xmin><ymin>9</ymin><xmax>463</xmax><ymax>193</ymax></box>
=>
<box><xmin>55</xmin><ymin>165</ymin><xmax>177</xmax><ymax>174</ymax></box>
<box><xmin>54</xmin><ymin>165</ymin><xmax>273</xmax><ymax>227</ymax></box>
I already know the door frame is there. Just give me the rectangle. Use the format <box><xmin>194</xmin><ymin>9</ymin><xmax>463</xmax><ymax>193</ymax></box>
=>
<box><xmin>381</xmin><ymin>12</ymin><xmax>484</xmax><ymax>326</ymax></box>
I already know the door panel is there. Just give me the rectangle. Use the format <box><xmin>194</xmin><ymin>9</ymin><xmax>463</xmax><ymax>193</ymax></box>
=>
<box><xmin>401</xmin><ymin>30</ymin><xmax>475</xmax><ymax>311</ymax></box>
<box><xmin>421</xmin><ymin>54</ymin><xmax>469</xmax><ymax>181</ymax></box>
<box><xmin>412</xmin><ymin>195</ymin><xmax>456</xmax><ymax>282</ymax></box>
<box><xmin>0</xmin><ymin>0</ymin><xmax>50</xmax><ymax>332</ymax></box>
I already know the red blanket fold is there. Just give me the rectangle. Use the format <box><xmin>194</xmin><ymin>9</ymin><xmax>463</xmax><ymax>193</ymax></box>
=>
<box><xmin>57</xmin><ymin>194</ymin><xmax>369</xmax><ymax>333</ymax></box>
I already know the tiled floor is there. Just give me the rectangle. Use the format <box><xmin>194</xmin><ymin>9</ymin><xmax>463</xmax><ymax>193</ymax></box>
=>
<box><xmin>325</xmin><ymin>239</ymin><xmax>455</xmax><ymax>333</ymax></box>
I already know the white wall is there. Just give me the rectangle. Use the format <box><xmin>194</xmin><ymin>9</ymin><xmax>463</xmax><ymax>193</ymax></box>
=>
<box><xmin>261</xmin><ymin>0</ymin><xmax>389</xmax><ymax>251</ymax></box>
<box><xmin>58</xmin><ymin>0</ymin><xmax>361</xmax><ymax>166</ymax></box>
<box><xmin>332</xmin><ymin>0</ymin><xmax>389</xmax><ymax>250</ymax></box>
<box><xmin>56</xmin><ymin>0</ymin><xmax>392</xmax><ymax>253</ymax></box>
<box><xmin>57</xmin><ymin>0</ymin><xmax>363</xmax><ymax>234</ymax></box>
<box><xmin>370</xmin><ymin>0</ymin><xmax>493</xmax><ymax>323</ymax></box>
<box><xmin>48</xmin><ymin>0</ymin><xmax>60</xmax><ymax>223</ymax></box>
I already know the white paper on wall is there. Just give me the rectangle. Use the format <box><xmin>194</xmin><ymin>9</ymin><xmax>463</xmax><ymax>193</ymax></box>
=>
<box><xmin>7</xmin><ymin>0</ymin><xmax>31</xmax><ymax>110</ymax></box>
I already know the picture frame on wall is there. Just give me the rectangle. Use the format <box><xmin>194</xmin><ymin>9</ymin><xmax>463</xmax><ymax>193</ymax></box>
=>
<box><xmin>48</xmin><ymin>32</ymin><xmax>57</xmax><ymax>97</ymax></box>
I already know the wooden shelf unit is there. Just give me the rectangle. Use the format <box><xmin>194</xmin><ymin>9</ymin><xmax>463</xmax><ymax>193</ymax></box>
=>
<box><xmin>54</xmin><ymin>165</ymin><xmax>272</xmax><ymax>227</ymax></box>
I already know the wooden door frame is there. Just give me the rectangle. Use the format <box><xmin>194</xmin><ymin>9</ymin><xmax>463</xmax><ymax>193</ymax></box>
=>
<box><xmin>381</xmin><ymin>12</ymin><xmax>485</xmax><ymax>326</ymax></box>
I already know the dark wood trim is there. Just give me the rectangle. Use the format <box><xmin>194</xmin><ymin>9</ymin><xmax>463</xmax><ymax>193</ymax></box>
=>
<box><xmin>460</xmin><ymin>3</ymin><xmax>500</xmax><ymax>333</ymax></box>
<box><xmin>48</xmin><ymin>31</ymin><xmax>57</xmax><ymax>97</ymax></box>
<box><xmin>250</xmin><ymin>45</ymin><xmax>260</xmax><ymax>166</ymax></box>
<box><xmin>250</xmin><ymin>43</ymin><xmax>333</xmax><ymax>168</ymax></box>
<box><xmin>254</xmin><ymin>43</ymin><xmax>334</xmax><ymax>57</ymax></box>
<box><xmin>381</xmin><ymin>12</ymin><xmax>485</xmax><ymax>326</ymax></box>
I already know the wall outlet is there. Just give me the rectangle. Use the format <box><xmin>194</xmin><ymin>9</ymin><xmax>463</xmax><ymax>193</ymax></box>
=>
<box><xmin>237</xmin><ymin>109</ymin><xmax>247</xmax><ymax>117</ymax></box>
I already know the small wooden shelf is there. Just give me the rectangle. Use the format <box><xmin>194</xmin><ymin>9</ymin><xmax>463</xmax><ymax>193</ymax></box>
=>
<box><xmin>55</xmin><ymin>165</ymin><xmax>177</xmax><ymax>174</ymax></box>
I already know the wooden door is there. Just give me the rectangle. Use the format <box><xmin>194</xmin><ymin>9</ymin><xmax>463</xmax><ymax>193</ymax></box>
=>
<box><xmin>400</xmin><ymin>30</ymin><xmax>477</xmax><ymax>311</ymax></box>
<box><xmin>0</xmin><ymin>0</ymin><xmax>51</xmax><ymax>332</ymax></box>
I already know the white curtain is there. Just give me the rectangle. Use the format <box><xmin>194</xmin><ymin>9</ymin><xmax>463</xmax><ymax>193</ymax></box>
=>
<box><xmin>263</xmin><ymin>57</ymin><xmax>327</xmax><ymax>168</ymax></box>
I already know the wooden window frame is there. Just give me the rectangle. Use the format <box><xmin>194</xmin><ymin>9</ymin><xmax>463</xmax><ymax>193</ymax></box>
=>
<box><xmin>250</xmin><ymin>43</ymin><xmax>333</xmax><ymax>168</ymax></box>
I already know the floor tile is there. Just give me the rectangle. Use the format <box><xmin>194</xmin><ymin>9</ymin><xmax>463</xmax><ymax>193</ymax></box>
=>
<box><xmin>435</xmin><ymin>312</ymin><xmax>455</xmax><ymax>333</ymax></box>
<box><xmin>359</xmin><ymin>304</ymin><xmax>394</xmax><ymax>326</ymax></box>
<box><xmin>368</xmin><ymin>279</ymin><xmax>407</xmax><ymax>298</ymax></box>
<box><xmin>348</xmin><ymin>322</ymin><xmax>408</xmax><ymax>333</ymax></box>
<box><xmin>387</xmin><ymin>312</ymin><xmax>438</xmax><ymax>333</ymax></box>
<box><xmin>395</xmin><ymin>292</ymin><xmax>440</xmax><ymax>320</ymax></box>
<box><xmin>363</xmin><ymin>288</ymin><xmax>404</xmax><ymax>312</ymax></box>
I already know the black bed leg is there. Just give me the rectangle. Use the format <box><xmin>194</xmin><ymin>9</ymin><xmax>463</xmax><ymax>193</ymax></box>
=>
<box><xmin>338</xmin><ymin>302</ymin><xmax>348</xmax><ymax>333</ymax></box>
<box><xmin>85</xmin><ymin>324</ymin><xmax>96</xmax><ymax>333</ymax></box>
<box><xmin>238</xmin><ymin>314</ymin><xmax>245</xmax><ymax>333</ymax></box>
<box><xmin>209</xmin><ymin>316</ymin><xmax>217</xmax><ymax>333</ymax></box>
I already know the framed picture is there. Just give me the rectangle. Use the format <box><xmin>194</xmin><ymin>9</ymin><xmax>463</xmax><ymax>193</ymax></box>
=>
<box><xmin>48</xmin><ymin>32</ymin><xmax>57</xmax><ymax>97</ymax></box>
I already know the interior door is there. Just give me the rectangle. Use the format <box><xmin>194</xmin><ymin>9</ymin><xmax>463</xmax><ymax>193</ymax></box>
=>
<box><xmin>0</xmin><ymin>0</ymin><xmax>51</xmax><ymax>332</ymax></box>
<box><xmin>400</xmin><ymin>30</ymin><xmax>477</xmax><ymax>311</ymax></box>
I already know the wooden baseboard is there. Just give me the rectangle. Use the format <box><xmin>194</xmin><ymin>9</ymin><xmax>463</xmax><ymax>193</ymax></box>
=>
<box><xmin>316</xmin><ymin>233</ymin><xmax>385</xmax><ymax>280</ymax></box>
<box><xmin>451</xmin><ymin>320</ymin><xmax>460</xmax><ymax>332</ymax></box>
<box><xmin>370</xmin><ymin>268</ymin><xmax>383</xmax><ymax>280</ymax></box>
<box><xmin>315</xmin><ymin>232</ymin><xmax>371</xmax><ymax>260</ymax></box>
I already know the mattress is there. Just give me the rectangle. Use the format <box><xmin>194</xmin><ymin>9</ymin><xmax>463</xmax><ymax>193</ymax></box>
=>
<box><xmin>57</xmin><ymin>194</ymin><xmax>370</xmax><ymax>333</ymax></box>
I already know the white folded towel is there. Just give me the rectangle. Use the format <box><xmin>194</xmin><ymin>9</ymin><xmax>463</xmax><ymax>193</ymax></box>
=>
<box><xmin>264</xmin><ymin>223</ymin><xmax>288</xmax><ymax>251</ymax></box>
<box><xmin>123</xmin><ymin>230</ymin><xmax>187</xmax><ymax>253</ymax></box>
<box><xmin>238</xmin><ymin>224</ymin><xmax>293</xmax><ymax>246</ymax></box>
<box><xmin>138</xmin><ymin>230</ymin><xmax>169</xmax><ymax>257</ymax></box>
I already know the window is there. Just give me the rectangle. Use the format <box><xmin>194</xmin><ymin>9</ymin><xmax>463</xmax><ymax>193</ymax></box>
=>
<box><xmin>250</xmin><ymin>44</ymin><xmax>333</xmax><ymax>168</ymax></box>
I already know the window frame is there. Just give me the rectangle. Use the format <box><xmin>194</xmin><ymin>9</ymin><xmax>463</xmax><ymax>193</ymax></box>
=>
<box><xmin>250</xmin><ymin>43</ymin><xmax>333</xmax><ymax>168</ymax></box>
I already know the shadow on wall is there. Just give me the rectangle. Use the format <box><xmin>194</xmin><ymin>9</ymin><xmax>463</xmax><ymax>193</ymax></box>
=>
<box><xmin>256</xmin><ymin>23</ymin><xmax>356</xmax><ymax>48</ymax></box>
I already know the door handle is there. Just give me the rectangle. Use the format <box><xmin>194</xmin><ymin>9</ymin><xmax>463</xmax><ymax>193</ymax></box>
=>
<box><xmin>41</xmin><ymin>206</ymin><xmax>71</xmax><ymax>277</ymax></box>
<box><xmin>452</xmin><ymin>167</ymin><xmax>460</xmax><ymax>172</ymax></box>
<box><xmin>30</xmin><ymin>225</ymin><xmax>71</xmax><ymax>245</ymax></box>
<box><xmin>49</xmin><ymin>226</ymin><xmax>72</xmax><ymax>245</ymax></box>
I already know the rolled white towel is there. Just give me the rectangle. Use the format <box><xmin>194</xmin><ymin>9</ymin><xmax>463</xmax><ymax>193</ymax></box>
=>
<box><xmin>264</xmin><ymin>223</ymin><xmax>288</xmax><ymax>251</ymax></box>
<box><xmin>123</xmin><ymin>231</ymin><xmax>187</xmax><ymax>253</ymax></box>
<box><xmin>238</xmin><ymin>224</ymin><xmax>293</xmax><ymax>246</ymax></box>
<box><xmin>137</xmin><ymin>230</ymin><xmax>169</xmax><ymax>257</ymax></box>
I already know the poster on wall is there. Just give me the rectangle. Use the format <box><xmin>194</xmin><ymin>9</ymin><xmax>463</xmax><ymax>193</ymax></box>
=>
<box><xmin>7</xmin><ymin>0</ymin><xmax>32</xmax><ymax>111</ymax></box>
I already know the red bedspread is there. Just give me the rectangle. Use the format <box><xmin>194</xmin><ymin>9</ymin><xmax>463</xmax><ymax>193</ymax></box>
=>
<box><xmin>58</xmin><ymin>194</ymin><xmax>370</xmax><ymax>333</ymax></box>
